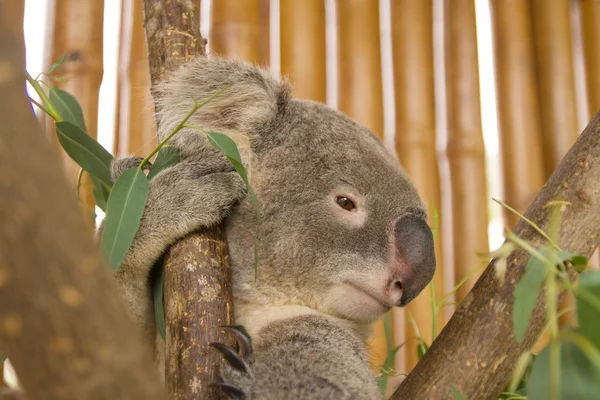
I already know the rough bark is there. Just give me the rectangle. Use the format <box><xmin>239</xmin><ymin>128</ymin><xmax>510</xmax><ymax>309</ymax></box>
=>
<box><xmin>0</xmin><ymin>4</ymin><xmax>164</xmax><ymax>399</ymax></box>
<box><xmin>393</xmin><ymin>112</ymin><xmax>600</xmax><ymax>399</ymax></box>
<box><xmin>142</xmin><ymin>2</ymin><xmax>235</xmax><ymax>399</ymax></box>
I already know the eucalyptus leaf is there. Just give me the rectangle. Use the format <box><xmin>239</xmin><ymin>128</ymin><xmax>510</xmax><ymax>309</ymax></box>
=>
<box><xmin>147</xmin><ymin>146</ymin><xmax>180</xmax><ymax>180</ymax></box>
<box><xmin>556</xmin><ymin>251</ymin><xmax>574</xmax><ymax>264</ymax></box>
<box><xmin>101</xmin><ymin>167</ymin><xmax>149</xmax><ymax>270</ymax></box>
<box><xmin>576</xmin><ymin>271</ymin><xmax>600</xmax><ymax>349</ymax></box>
<box><xmin>47</xmin><ymin>53</ymin><xmax>68</xmax><ymax>73</ymax></box>
<box><xmin>417</xmin><ymin>339</ymin><xmax>429</xmax><ymax>361</ymax></box>
<box><xmin>450</xmin><ymin>385</ymin><xmax>468</xmax><ymax>400</ymax></box>
<box><xmin>377</xmin><ymin>313</ymin><xmax>400</xmax><ymax>394</ymax></box>
<box><xmin>206</xmin><ymin>131</ymin><xmax>248</xmax><ymax>181</ymax></box>
<box><xmin>55</xmin><ymin>121</ymin><xmax>113</xmax><ymax>187</ymax></box>
<box><xmin>153</xmin><ymin>265</ymin><xmax>166</xmax><ymax>340</ymax></box>
<box><xmin>206</xmin><ymin>131</ymin><xmax>260</xmax><ymax>220</ymax></box>
<box><xmin>91</xmin><ymin>175</ymin><xmax>109</xmax><ymax>212</ymax></box>
<box><xmin>528</xmin><ymin>340</ymin><xmax>600</xmax><ymax>400</ymax></box>
<box><xmin>50</xmin><ymin>87</ymin><xmax>86</xmax><ymax>131</ymax></box>
<box><xmin>571</xmin><ymin>256</ymin><xmax>589</xmax><ymax>272</ymax></box>
<box><xmin>207</xmin><ymin>131</ymin><xmax>262</xmax><ymax>274</ymax></box>
<box><xmin>556</xmin><ymin>251</ymin><xmax>588</xmax><ymax>272</ymax></box>
<box><xmin>513</xmin><ymin>251</ymin><xmax>548</xmax><ymax>343</ymax></box>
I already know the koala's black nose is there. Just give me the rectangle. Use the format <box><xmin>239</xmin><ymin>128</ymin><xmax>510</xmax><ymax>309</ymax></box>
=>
<box><xmin>393</xmin><ymin>214</ymin><xmax>436</xmax><ymax>306</ymax></box>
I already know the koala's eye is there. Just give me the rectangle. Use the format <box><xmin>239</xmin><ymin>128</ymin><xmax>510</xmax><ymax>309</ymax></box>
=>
<box><xmin>335</xmin><ymin>196</ymin><xmax>356</xmax><ymax>211</ymax></box>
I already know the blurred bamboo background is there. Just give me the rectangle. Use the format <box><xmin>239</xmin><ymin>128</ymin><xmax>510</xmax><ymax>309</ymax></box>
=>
<box><xmin>8</xmin><ymin>0</ymin><xmax>600</xmax><ymax>395</ymax></box>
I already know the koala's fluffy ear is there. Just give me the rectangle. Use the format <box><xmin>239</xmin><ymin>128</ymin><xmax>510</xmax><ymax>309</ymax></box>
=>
<box><xmin>153</xmin><ymin>56</ymin><xmax>291</xmax><ymax>157</ymax></box>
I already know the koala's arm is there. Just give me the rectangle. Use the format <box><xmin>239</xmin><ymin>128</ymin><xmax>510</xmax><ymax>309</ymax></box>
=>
<box><xmin>214</xmin><ymin>316</ymin><xmax>382</xmax><ymax>400</ymax></box>
<box><xmin>99</xmin><ymin>156</ymin><xmax>246</xmax><ymax>349</ymax></box>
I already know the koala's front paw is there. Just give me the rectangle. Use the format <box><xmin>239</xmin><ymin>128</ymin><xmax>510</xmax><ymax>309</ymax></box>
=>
<box><xmin>110</xmin><ymin>156</ymin><xmax>151</xmax><ymax>181</ymax></box>
<box><xmin>211</xmin><ymin>326</ymin><xmax>255</xmax><ymax>399</ymax></box>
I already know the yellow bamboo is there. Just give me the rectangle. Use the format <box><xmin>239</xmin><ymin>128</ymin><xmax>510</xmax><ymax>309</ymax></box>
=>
<box><xmin>280</xmin><ymin>0</ymin><xmax>326</xmax><ymax>102</ymax></box>
<box><xmin>49</xmin><ymin>0</ymin><xmax>104</xmax><ymax>216</ymax></box>
<box><xmin>210</xmin><ymin>0</ymin><xmax>269</xmax><ymax>65</ymax></box>
<box><xmin>445</xmin><ymin>0</ymin><xmax>489</xmax><ymax>302</ymax></box>
<box><xmin>490</xmin><ymin>0</ymin><xmax>545</xmax><ymax>228</ymax></box>
<box><xmin>581</xmin><ymin>0</ymin><xmax>600</xmax><ymax>115</ymax></box>
<box><xmin>337</xmin><ymin>0</ymin><xmax>384</xmax><ymax>138</ymax></box>
<box><xmin>580</xmin><ymin>0</ymin><xmax>600</xmax><ymax>269</ymax></box>
<box><xmin>391</xmin><ymin>0</ymin><xmax>445</xmax><ymax>372</ymax></box>
<box><xmin>531</xmin><ymin>0</ymin><xmax>579</xmax><ymax>177</ymax></box>
<box><xmin>116</xmin><ymin>0</ymin><xmax>156</xmax><ymax>157</ymax></box>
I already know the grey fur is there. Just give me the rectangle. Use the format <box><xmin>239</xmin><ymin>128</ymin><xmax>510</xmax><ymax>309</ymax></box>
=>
<box><xmin>109</xmin><ymin>56</ymin><xmax>435</xmax><ymax>399</ymax></box>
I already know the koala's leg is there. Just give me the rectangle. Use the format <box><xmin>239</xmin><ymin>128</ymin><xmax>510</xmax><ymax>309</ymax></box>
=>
<box><xmin>101</xmin><ymin>156</ymin><xmax>247</xmax><ymax>354</ymax></box>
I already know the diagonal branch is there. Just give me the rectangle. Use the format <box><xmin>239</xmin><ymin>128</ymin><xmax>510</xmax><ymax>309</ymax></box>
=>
<box><xmin>393</xmin><ymin>112</ymin><xmax>600</xmax><ymax>399</ymax></box>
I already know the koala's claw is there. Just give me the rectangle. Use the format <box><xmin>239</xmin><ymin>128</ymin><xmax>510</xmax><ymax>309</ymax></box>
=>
<box><xmin>221</xmin><ymin>325</ymin><xmax>252</xmax><ymax>358</ymax></box>
<box><xmin>211</xmin><ymin>325</ymin><xmax>253</xmax><ymax>372</ymax></box>
<box><xmin>211</xmin><ymin>325</ymin><xmax>255</xmax><ymax>399</ymax></box>
<box><xmin>210</xmin><ymin>342</ymin><xmax>247</xmax><ymax>373</ymax></box>
<box><xmin>212</xmin><ymin>382</ymin><xmax>246</xmax><ymax>399</ymax></box>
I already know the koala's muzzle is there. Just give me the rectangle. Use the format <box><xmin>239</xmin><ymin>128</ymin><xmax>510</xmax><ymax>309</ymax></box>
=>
<box><xmin>392</xmin><ymin>214</ymin><xmax>436</xmax><ymax>306</ymax></box>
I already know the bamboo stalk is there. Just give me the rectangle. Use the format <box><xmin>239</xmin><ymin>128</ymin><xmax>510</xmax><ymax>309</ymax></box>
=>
<box><xmin>280</xmin><ymin>0</ymin><xmax>326</xmax><ymax>102</ymax></box>
<box><xmin>531</xmin><ymin>0</ymin><xmax>579</xmax><ymax>177</ymax></box>
<box><xmin>581</xmin><ymin>0</ymin><xmax>600</xmax><ymax>116</ymax></box>
<box><xmin>210</xmin><ymin>0</ymin><xmax>269</xmax><ymax>65</ymax></box>
<box><xmin>337</xmin><ymin>0</ymin><xmax>384</xmax><ymax>137</ymax></box>
<box><xmin>490</xmin><ymin>0</ymin><xmax>545</xmax><ymax>228</ymax></box>
<box><xmin>116</xmin><ymin>0</ymin><xmax>157</xmax><ymax>157</ymax></box>
<box><xmin>444</xmin><ymin>0</ymin><xmax>489</xmax><ymax>302</ymax></box>
<box><xmin>391</xmin><ymin>0</ymin><xmax>445</xmax><ymax>371</ymax></box>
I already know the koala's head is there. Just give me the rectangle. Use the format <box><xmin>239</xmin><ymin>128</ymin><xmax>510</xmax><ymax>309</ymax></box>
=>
<box><xmin>155</xmin><ymin>56</ymin><xmax>436</xmax><ymax>325</ymax></box>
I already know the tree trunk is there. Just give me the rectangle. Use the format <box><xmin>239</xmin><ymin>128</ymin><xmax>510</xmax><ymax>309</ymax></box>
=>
<box><xmin>0</xmin><ymin>3</ymin><xmax>165</xmax><ymax>399</ymax></box>
<box><xmin>393</xmin><ymin>111</ymin><xmax>600</xmax><ymax>399</ymax></box>
<box><xmin>142</xmin><ymin>2</ymin><xmax>235</xmax><ymax>399</ymax></box>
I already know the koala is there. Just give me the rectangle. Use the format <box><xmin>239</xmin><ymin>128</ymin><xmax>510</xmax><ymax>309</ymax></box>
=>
<box><xmin>109</xmin><ymin>55</ymin><xmax>436</xmax><ymax>399</ymax></box>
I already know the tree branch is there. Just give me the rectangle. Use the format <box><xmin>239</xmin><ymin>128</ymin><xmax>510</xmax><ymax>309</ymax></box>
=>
<box><xmin>0</xmin><ymin>4</ymin><xmax>164</xmax><ymax>399</ymax></box>
<box><xmin>393</xmin><ymin>112</ymin><xmax>600</xmax><ymax>399</ymax></box>
<box><xmin>142</xmin><ymin>2</ymin><xmax>235</xmax><ymax>399</ymax></box>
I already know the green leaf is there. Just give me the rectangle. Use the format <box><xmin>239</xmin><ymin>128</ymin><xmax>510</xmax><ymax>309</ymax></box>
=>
<box><xmin>507</xmin><ymin>352</ymin><xmax>536</xmax><ymax>394</ymax></box>
<box><xmin>153</xmin><ymin>265</ymin><xmax>166</xmax><ymax>341</ymax></box>
<box><xmin>101</xmin><ymin>168</ymin><xmax>149</xmax><ymax>270</ymax></box>
<box><xmin>417</xmin><ymin>339</ymin><xmax>429</xmax><ymax>361</ymax></box>
<box><xmin>206</xmin><ymin>132</ymin><xmax>261</xmax><ymax>273</ymax></box>
<box><xmin>147</xmin><ymin>146</ymin><xmax>180</xmax><ymax>180</ymax></box>
<box><xmin>513</xmin><ymin>252</ymin><xmax>548</xmax><ymax>343</ymax></box>
<box><xmin>55</xmin><ymin>121</ymin><xmax>113</xmax><ymax>187</ymax></box>
<box><xmin>571</xmin><ymin>256</ymin><xmax>589</xmax><ymax>272</ymax></box>
<box><xmin>91</xmin><ymin>175</ymin><xmax>109</xmax><ymax>212</ymax></box>
<box><xmin>576</xmin><ymin>271</ymin><xmax>600</xmax><ymax>349</ymax></box>
<box><xmin>451</xmin><ymin>385</ymin><xmax>468</xmax><ymax>400</ymax></box>
<box><xmin>50</xmin><ymin>87</ymin><xmax>86</xmax><ymax>131</ymax></box>
<box><xmin>528</xmin><ymin>341</ymin><xmax>600</xmax><ymax>400</ymax></box>
<box><xmin>377</xmin><ymin>313</ymin><xmax>401</xmax><ymax>394</ymax></box>
<box><xmin>205</xmin><ymin>131</ymin><xmax>260</xmax><ymax>218</ymax></box>
<box><xmin>0</xmin><ymin>353</ymin><xmax>5</xmax><ymax>364</ymax></box>
<box><xmin>555</xmin><ymin>251</ymin><xmax>588</xmax><ymax>273</ymax></box>
<box><xmin>47</xmin><ymin>53</ymin><xmax>69</xmax><ymax>73</ymax></box>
